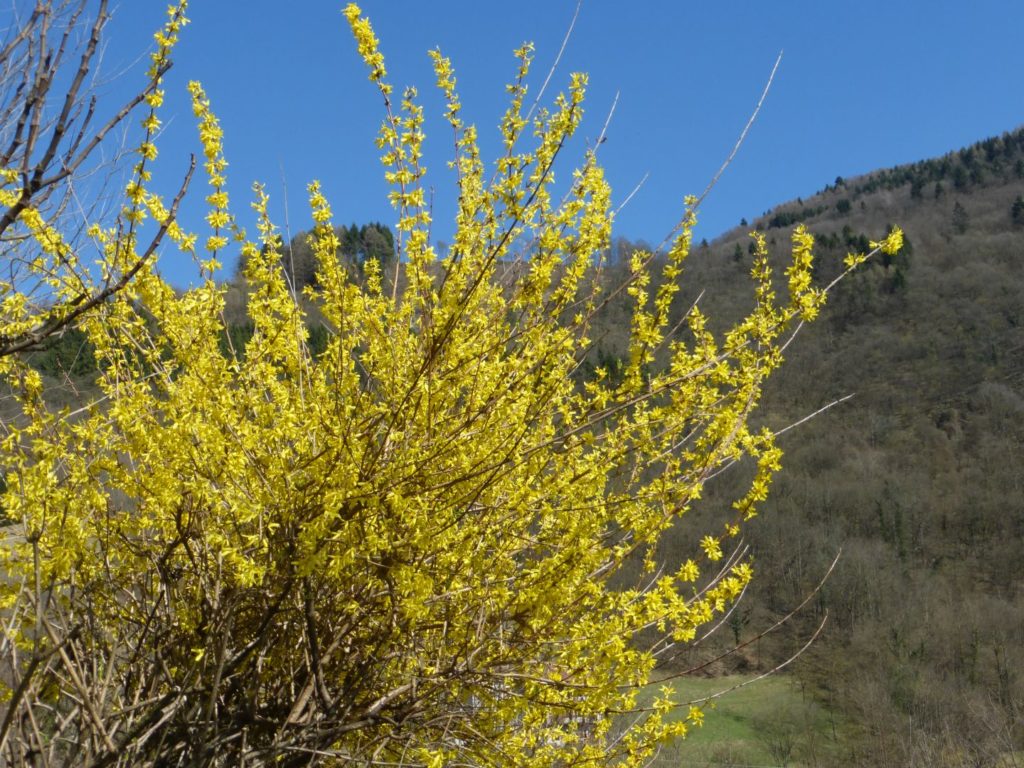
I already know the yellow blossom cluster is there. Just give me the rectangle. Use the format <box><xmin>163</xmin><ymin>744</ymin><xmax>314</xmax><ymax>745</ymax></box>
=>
<box><xmin>0</xmin><ymin>5</ymin><xmax>893</xmax><ymax>766</ymax></box>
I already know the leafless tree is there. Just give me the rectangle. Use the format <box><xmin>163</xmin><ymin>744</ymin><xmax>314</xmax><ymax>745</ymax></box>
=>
<box><xmin>0</xmin><ymin>0</ymin><xmax>191</xmax><ymax>359</ymax></box>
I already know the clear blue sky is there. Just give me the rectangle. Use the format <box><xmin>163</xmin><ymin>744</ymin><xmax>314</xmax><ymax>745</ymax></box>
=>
<box><xmin>103</xmin><ymin>1</ymin><xmax>1024</xmax><ymax>285</ymax></box>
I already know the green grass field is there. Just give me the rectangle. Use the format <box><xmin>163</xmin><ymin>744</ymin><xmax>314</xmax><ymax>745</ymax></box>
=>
<box><xmin>641</xmin><ymin>674</ymin><xmax>847</xmax><ymax>767</ymax></box>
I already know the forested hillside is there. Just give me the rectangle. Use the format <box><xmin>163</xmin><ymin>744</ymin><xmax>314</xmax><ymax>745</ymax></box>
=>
<box><xmin>654</xmin><ymin>127</ymin><xmax>1024</xmax><ymax>767</ymax></box>
<box><xmin>17</xmin><ymin>127</ymin><xmax>1024</xmax><ymax>767</ymax></box>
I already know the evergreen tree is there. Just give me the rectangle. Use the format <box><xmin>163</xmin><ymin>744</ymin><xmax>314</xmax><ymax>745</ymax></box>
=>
<box><xmin>952</xmin><ymin>201</ymin><xmax>970</xmax><ymax>234</ymax></box>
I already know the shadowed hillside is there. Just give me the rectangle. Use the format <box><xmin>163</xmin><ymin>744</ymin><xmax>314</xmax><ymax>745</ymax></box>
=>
<box><xmin>646</xmin><ymin>126</ymin><xmax>1024</xmax><ymax>767</ymax></box>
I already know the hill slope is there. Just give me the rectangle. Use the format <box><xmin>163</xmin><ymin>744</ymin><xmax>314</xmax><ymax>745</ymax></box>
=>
<box><xmin>654</xmin><ymin>126</ymin><xmax>1024</xmax><ymax>767</ymax></box>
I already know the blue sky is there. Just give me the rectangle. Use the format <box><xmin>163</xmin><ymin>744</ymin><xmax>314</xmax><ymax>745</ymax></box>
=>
<box><xmin>104</xmin><ymin>1</ymin><xmax>1024</xmax><ymax>285</ymax></box>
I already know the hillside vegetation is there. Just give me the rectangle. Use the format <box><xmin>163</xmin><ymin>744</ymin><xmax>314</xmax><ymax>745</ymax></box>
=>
<box><xmin>654</xmin><ymin>126</ymin><xmax>1024</xmax><ymax>767</ymax></box>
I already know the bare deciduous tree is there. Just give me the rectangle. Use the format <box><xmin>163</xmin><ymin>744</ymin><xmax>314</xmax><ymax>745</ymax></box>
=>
<box><xmin>0</xmin><ymin>0</ymin><xmax>191</xmax><ymax>359</ymax></box>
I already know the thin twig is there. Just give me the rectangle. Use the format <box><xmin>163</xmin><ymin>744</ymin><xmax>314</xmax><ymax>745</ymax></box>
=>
<box><xmin>523</xmin><ymin>0</ymin><xmax>582</xmax><ymax>125</ymax></box>
<box><xmin>693</xmin><ymin>51</ymin><xmax>782</xmax><ymax>212</ymax></box>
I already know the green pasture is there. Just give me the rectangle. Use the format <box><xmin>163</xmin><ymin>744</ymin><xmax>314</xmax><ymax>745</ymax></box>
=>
<box><xmin>642</xmin><ymin>674</ymin><xmax>847</xmax><ymax>768</ymax></box>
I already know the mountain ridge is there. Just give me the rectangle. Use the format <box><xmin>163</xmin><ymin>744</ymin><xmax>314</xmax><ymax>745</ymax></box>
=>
<box><xmin>661</xmin><ymin>123</ymin><xmax>1024</xmax><ymax>767</ymax></box>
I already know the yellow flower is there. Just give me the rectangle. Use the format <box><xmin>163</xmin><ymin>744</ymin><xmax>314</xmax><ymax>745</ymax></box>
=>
<box><xmin>881</xmin><ymin>226</ymin><xmax>904</xmax><ymax>254</ymax></box>
<box><xmin>701</xmin><ymin>535</ymin><xmax>723</xmax><ymax>562</ymax></box>
<box><xmin>677</xmin><ymin>559</ymin><xmax>700</xmax><ymax>582</ymax></box>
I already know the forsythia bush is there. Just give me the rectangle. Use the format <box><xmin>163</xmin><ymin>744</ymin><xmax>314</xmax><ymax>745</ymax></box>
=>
<box><xmin>0</xmin><ymin>4</ymin><xmax>902</xmax><ymax>766</ymax></box>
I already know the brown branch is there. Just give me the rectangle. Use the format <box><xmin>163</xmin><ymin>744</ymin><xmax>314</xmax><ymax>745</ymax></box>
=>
<box><xmin>0</xmin><ymin>155</ymin><xmax>195</xmax><ymax>358</ymax></box>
